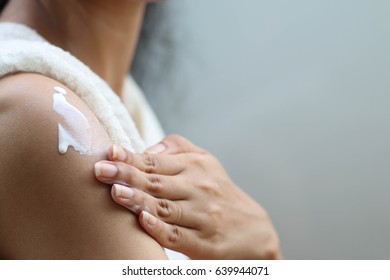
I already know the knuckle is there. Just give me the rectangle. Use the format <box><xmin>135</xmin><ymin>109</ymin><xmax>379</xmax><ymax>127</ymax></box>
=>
<box><xmin>145</xmin><ymin>174</ymin><xmax>163</xmax><ymax>194</ymax></box>
<box><xmin>198</xmin><ymin>180</ymin><xmax>220</xmax><ymax>196</ymax></box>
<box><xmin>156</xmin><ymin>199</ymin><xmax>182</xmax><ymax>223</ymax></box>
<box><xmin>205</xmin><ymin>203</ymin><xmax>223</xmax><ymax>221</ymax></box>
<box><xmin>167</xmin><ymin>225</ymin><xmax>182</xmax><ymax>246</ymax></box>
<box><xmin>190</xmin><ymin>153</ymin><xmax>223</xmax><ymax>175</ymax></box>
<box><xmin>189</xmin><ymin>153</ymin><xmax>204</xmax><ymax>166</ymax></box>
<box><xmin>208</xmin><ymin>233</ymin><xmax>224</xmax><ymax>253</ymax></box>
<box><xmin>143</xmin><ymin>154</ymin><xmax>159</xmax><ymax>173</ymax></box>
<box><xmin>123</xmin><ymin>151</ymin><xmax>135</xmax><ymax>165</ymax></box>
<box><xmin>117</xmin><ymin>162</ymin><xmax>136</xmax><ymax>182</ymax></box>
<box><xmin>166</xmin><ymin>134</ymin><xmax>191</xmax><ymax>152</ymax></box>
<box><xmin>194</xmin><ymin>153</ymin><xmax>213</xmax><ymax>166</ymax></box>
<box><xmin>166</xmin><ymin>134</ymin><xmax>206</xmax><ymax>154</ymax></box>
<box><xmin>156</xmin><ymin>199</ymin><xmax>171</xmax><ymax>218</ymax></box>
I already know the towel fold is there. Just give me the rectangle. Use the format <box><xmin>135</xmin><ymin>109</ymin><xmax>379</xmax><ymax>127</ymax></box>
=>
<box><xmin>0</xmin><ymin>21</ymin><xmax>187</xmax><ymax>260</ymax></box>
<box><xmin>0</xmin><ymin>22</ymin><xmax>150</xmax><ymax>152</ymax></box>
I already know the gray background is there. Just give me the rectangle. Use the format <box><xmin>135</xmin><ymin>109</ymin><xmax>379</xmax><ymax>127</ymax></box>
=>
<box><xmin>133</xmin><ymin>0</ymin><xmax>390</xmax><ymax>259</ymax></box>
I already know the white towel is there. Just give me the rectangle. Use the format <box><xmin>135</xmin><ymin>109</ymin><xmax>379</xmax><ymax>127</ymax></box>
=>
<box><xmin>0</xmin><ymin>22</ymin><xmax>186</xmax><ymax>260</ymax></box>
<box><xmin>0</xmin><ymin>22</ymin><xmax>149</xmax><ymax>152</ymax></box>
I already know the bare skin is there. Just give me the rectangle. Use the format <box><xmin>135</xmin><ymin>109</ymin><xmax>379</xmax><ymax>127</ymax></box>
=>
<box><xmin>1</xmin><ymin>0</ymin><xmax>282</xmax><ymax>259</ymax></box>
<box><xmin>0</xmin><ymin>73</ymin><xmax>167</xmax><ymax>259</ymax></box>
<box><xmin>0</xmin><ymin>0</ymin><xmax>145</xmax><ymax>96</ymax></box>
<box><xmin>0</xmin><ymin>0</ymin><xmax>167</xmax><ymax>259</ymax></box>
<box><xmin>95</xmin><ymin>135</ymin><xmax>283</xmax><ymax>259</ymax></box>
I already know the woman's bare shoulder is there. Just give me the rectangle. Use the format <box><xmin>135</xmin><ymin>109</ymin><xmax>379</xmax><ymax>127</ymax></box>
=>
<box><xmin>0</xmin><ymin>73</ymin><xmax>109</xmax><ymax>158</ymax></box>
<box><xmin>0</xmin><ymin>73</ymin><xmax>167</xmax><ymax>259</ymax></box>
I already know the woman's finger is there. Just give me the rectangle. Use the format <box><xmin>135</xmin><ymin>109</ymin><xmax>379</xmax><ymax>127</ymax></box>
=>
<box><xmin>145</xmin><ymin>134</ymin><xmax>206</xmax><ymax>155</ymax></box>
<box><xmin>112</xmin><ymin>184</ymin><xmax>199</xmax><ymax>227</ymax></box>
<box><xmin>95</xmin><ymin>161</ymin><xmax>189</xmax><ymax>200</ymax></box>
<box><xmin>108</xmin><ymin>144</ymin><xmax>186</xmax><ymax>175</ymax></box>
<box><xmin>111</xmin><ymin>184</ymin><xmax>149</xmax><ymax>214</ymax></box>
<box><xmin>139</xmin><ymin>211</ymin><xmax>204</xmax><ymax>256</ymax></box>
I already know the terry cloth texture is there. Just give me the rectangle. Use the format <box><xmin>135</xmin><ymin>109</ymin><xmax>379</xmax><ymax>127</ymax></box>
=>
<box><xmin>0</xmin><ymin>22</ymin><xmax>164</xmax><ymax>152</ymax></box>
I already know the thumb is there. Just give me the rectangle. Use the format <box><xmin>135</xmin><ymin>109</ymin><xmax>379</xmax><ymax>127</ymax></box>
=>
<box><xmin>145</xmin><ymin>134</ymin><xmax>205</xmax><ymax>155</ymax></box>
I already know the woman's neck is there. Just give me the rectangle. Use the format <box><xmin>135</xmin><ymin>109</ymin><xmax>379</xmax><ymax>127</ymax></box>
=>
<box><xmin>0</xmin><ymin>0</ymin><xmax>146</xmax><ymax>96</ymax></box>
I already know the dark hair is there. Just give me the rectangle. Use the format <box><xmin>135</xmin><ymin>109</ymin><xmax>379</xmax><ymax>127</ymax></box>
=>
<box><xmin>131</xmin><ymin>2</ymin><xmax>179</xmax><ymax>107</ymax></box>
<box><xmin>0</xmin><ymin>0</ymin><xmax>9</xmax><ymax>12</ymax></box>
<box><xmin>131</xmin><ymin>3</ymin><xmax>174</xmax><ymax>90</ymax></box>
<box><xmin>0</xmin><ymin>0</ymin><xmax>175</xmax><ymax>104</ymax></box>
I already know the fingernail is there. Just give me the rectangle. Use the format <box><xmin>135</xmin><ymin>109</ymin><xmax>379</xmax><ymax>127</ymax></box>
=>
<box><xmin>142</xmin><ymin>211</ymin><xmax>156</xmax><ymax>225</ymax></box>
<box><xmin>95</xmin><ymin>162</ymin><xmax>118</xmax><ymax>178</ymax></box>
<box><xmin>113</xmin><ymin>184</ymin><xmax>134</xmax><ymax>198</ymax></box>
<box><xmin>112</xmin><ymin>144</ymin><xmax>127</xmax><ymax>161</ymax></box>
<box><xmin>145</xmin><ymin>143</ymin><xmax>166</xmax><ymax>154</ymax></box>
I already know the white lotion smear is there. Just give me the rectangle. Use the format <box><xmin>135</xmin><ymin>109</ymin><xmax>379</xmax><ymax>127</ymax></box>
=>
<box><xmin>53</xmin><ymin>86</ymin><xmax>92</xmax><ymax>155</ymax></box>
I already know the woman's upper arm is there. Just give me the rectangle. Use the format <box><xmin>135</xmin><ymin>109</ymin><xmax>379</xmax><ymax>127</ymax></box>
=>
<box><xmin>0</xmin><ymin>73</ymin><xmax>167</xmax><ymax>259</ymax></box>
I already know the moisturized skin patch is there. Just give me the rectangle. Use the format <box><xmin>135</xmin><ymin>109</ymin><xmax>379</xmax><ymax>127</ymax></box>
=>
<box><xmin>52</xmin><ymin>86</ymin><xmax>92</xmax><ymax>155</ymax></box>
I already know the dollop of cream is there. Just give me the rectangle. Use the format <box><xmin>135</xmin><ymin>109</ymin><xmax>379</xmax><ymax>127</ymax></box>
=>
<box><xmin>53</xmin><ymin>86</ymin><xmax>92</xmax><ymax>155</ymax></box>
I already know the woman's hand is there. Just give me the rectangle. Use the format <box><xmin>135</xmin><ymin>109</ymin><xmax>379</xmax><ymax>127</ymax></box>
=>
<box><xmin>94</xmin><ymin>135</ymin><xmax>282</xmax><ymax>259</ymax></box>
